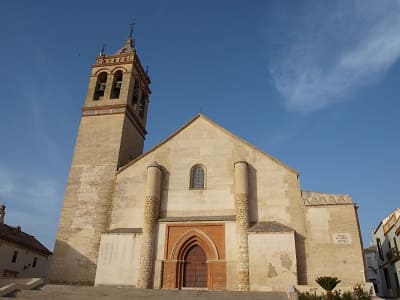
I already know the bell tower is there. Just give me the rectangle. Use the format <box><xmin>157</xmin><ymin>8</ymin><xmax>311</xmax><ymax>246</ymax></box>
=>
<box><xmin>49</xmin><ymin>25</ymin><xmax>151</xmax><ymax>284</ymax></box>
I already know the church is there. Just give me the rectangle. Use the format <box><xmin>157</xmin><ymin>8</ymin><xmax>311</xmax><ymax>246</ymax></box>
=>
<box><xmin>49</xmin><ymin>29</ymin><xmax>366</xmax><ymax>291</ymax></box>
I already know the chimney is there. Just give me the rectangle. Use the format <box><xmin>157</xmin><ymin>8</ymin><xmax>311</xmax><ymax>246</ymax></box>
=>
<box><xmin>0</xmin><ymin>205</ymin><xmax>5</xmax><ymax>224</ymax></box>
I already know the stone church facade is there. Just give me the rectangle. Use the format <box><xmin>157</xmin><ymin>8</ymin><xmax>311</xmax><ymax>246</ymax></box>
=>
<box><xmin>49</xmin><ymin>32</ymin><xmax>366</xmax><ymax>291</ymax></box>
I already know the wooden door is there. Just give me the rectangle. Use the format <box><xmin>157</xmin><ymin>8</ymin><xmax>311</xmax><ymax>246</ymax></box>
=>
<box><xmin>183</xmin><ymin>245</ymin><xmax>207</xmax><ymax>288</ymax></box>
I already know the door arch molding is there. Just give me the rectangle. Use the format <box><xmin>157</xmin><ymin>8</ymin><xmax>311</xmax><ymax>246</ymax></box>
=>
<box><xmin>162</xmin><ymin>225</ymin><xmax>227</xmax><ymax>290</ymax></box>
<box><xmin>169</xmin><ymin>228</ymin><xmax>219</xmax><ymax>261</ymax></box>
<box><xmin>168</xmin><ymin>228</ymin><xmax>219</xmax><ymax>289</ymax></box>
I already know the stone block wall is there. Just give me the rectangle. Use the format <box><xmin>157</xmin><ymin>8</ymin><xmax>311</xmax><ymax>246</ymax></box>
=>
<box><xmin>248</xmin><ymin>232</ymin><xmax>297</xmax><ymax>291</ymax></box>
<box><xmin>49</xmin><ymin>113</ymin><xmax>127</xmax><ymax>284</ymax></box>
<box><xmin>95</xmin><ymin>232</ymin><xmax>142</xmax><ymax>286</ymax></box>
<box><xmin>304</xmin><ymin>199</ymin><xmax>365</xmax><ymax>284</ymax></box>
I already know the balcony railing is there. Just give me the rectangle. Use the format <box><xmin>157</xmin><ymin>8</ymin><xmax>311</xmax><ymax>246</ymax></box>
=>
<box><xmin>385</xmin><ymin>248</ymin><xmax>400</xmax><ymax>262</ymax></box>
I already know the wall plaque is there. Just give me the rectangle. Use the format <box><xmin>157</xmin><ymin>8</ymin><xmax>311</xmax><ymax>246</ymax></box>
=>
<box><xmin>333</xmin><ymin>233</ymin><xmax>352</xmax><ymax>245</ymax></box>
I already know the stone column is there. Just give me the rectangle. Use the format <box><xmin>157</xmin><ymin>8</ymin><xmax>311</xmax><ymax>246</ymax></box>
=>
<box><xmin>138</xmin><ymin>162</ymin><xmax>162</xmax><ymax>288</ymax></box>
<box><xmin>104</xmin><ymin>72</ymin><xmax>114</xmax><ymax>99</ymax></box>
<box><xmin>234</xmin><ymin>161</ymin><xmax>250</xmax><ymax>291</ymax></box>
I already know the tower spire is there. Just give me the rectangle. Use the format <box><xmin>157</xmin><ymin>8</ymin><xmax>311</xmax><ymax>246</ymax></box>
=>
<box><xmin>116</xmin><ymin>21</ymin><xmax>136</xmax><ymax>54</ymax></box>
<box><xmin>126</xmin><ymin>20</ymin><xmax>135</xmax><ymax>48</ymax></box>
<box><xmin>129</xmin><ymin>20</ymin><xmax>135</xmax><ymax>39</ymax></box>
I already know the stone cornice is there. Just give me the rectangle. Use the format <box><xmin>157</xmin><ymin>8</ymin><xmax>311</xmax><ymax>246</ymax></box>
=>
<box><xmin>93</xmin><ymin>52</ymin><xmax>150</xmax><ymax>86</ymax></box>
<box><xmin>157</xmin><ymin>215</ymin><xmax>236</xmax><ymax>223</ymax></box>
<box><xmin>106</xmin><ymin>228</ymin><xmax>142</xmax><ymax>234</ymax></box>
<box><xmin>302</xmin><ymin>190</ymin><xmax>353</xmax><ymax>206</ymax></box>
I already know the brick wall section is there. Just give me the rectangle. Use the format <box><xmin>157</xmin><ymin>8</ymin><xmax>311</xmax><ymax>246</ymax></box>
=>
<box><xmin>162</xmin><ymin>224</ymin><xmax>226</xmax><ymax>290</ymax></box>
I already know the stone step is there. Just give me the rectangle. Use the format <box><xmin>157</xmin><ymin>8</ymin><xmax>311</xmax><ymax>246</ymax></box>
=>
<box><xmin>11</xmin><ymin>285</ymin><xmax>288</xmax><ymax>300</ymax></box>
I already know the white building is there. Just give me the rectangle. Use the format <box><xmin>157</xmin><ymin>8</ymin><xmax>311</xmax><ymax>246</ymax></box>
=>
<box><xmin>371</xmin><ymin>208</ymin><xmax>400</xmax><ymax>298</ymax></box>
<box><xmin>364</xmin><ymin>245</ymin><xmax>380</xmax><ymax>294</ymax></box>
<box><xmin>0</xmin><ymin>205</ymin><xmax>52</xmax><ymax>278</ymax></box>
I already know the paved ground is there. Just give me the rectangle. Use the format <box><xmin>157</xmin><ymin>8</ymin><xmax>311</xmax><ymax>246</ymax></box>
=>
<box><xmin>1</xmin><ymin>284</ymin><xmax>289</xmax><ymax>300</ymax></box>
<box><xmin>1</xmin><ymin>284</ymin><xmax>399</xmax><ymax>300</ymax></box>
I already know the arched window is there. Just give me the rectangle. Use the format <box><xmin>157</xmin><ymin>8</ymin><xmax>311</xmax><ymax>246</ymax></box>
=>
<box><xmin>190</xmin><ymin>165</ymin><xmax>205</xmax><ymax>189</ymax></box>
<box><xmin>139</xmin><ymin>91</ymin><xmax>147</xmax><ymax>119</ymax></box>
<box><xmin>131</xmin><ymin>78</ymin><xmax>140</xmax><ymax>104</ymax></box>
<box><xmin>377</xmin><ymin>238</ymin><xmax>384</xmax><ymax>260</ymax></box>
<box><xmin>93</xmin><ymin>72</ymin><xmax>108</xmax><ymax>100</ymax></box>
<box><xmin>111</xmin><ymin>70</ymin><xmax>123</xmax><ymax>99</ymax></box>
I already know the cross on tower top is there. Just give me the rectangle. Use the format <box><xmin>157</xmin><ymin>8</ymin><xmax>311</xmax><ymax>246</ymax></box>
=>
<box><xmin>129</xmin><ymin>20</ymin><xmax>135</xmax><ymax>39</ymax></box>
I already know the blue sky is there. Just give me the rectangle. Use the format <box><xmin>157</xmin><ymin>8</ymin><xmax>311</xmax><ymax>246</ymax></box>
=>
<box><xmin>0</xmin><ymin>0</ymin><xmax>399</xmax><ymax>249</ymax></box>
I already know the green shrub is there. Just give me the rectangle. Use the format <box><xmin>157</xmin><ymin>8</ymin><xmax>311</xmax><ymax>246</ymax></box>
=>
<box><xmin>340</xmin><ymin>291</ymin><xmax>354</xmax><ymax>300</ymax></box>
<box><xmin>316</xmin><ymin>277</ymin><xmax>341</xmax><ymax>300</ymax></box>
<box><xmin>333</xmin><ymin>290</ymin><xmax>344</xmax><ymax>300</ymax></box>
<box><xmin>297</xmin><ymin>281</ymin><xmax>372</xmax><ymax>300</ymax></box>
<box><xmin>298</xmin><ymin>290</ymin><xmax>325</xmax><ymax>300</ymax></box>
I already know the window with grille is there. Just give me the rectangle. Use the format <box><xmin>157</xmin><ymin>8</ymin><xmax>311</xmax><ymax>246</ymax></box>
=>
<box><xmin>383</xmin><ymin>268</ymin><xmax>391</xmax><ymax>289</ymax></box>
<box><xmin>11</xmin><ymin>251</ymin><xmax>18</xmax><ymax>263</ymax></box>
<box><xmin>190</xmin><ymin>165</ymin><xmax>205</xmax><ymax>189</ymax></box>
<box><xmin>33</xmin><ymin>257</ymin><xmax>37</xmax><ymax>268</ymax></box>
<box><xmin>377</xmin><ymin>238</ymin><xmax>384</xmax><ymax>260</ymax></box>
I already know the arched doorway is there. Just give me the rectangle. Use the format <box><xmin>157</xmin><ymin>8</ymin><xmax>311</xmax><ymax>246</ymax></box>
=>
<box><xmin>162</xmin><ymin>227</ymin><xmax>226</xmax><ymax>290</ymax></box>
<box><xmin>183</xmin><ymin>245</ymin><xmax>207</xmax><ymax>288</ymax></box>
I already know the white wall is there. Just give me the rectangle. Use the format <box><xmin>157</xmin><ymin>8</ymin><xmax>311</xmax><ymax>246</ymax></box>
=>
<box><xmin>95</xmin><ymin>232</ymin><xmax>142</xmax><ymax>286</ymax></box>
<box><xmin>111</xmin><ymin>117</ymin><xmax>302</xmax><ymax>231</ymax></box>
<box><xmin>373</xmin><ymin>216</ymin><xmax>400</xmax><ymax>298</ymax></box>
<box><xmin>224</xmin><ymin>222</ymin><xmax>238</xmax><ymax>290</ymax></box>
<box><xmin>364</xmin><ymin>250</ymin><xmax>380</xmax><ymax>293</ymax></box>
<box><xmin>153</xmin><ymin>223</ymin><xmax>166</xmax><ymax>289</ymax></box>
<box><xmin>0</xmin><ymin>240</ymin><xmax>51</xmax><ymax>278</ymax></box>
<box><xmin>248</xmin><ymin>232</ymin><xmax>297</xmax><ymax>291</ymax></box>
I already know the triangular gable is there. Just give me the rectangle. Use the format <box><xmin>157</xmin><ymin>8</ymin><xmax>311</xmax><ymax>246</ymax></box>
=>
<box><xmin>117</xmin><ymin>114</ymin><xmax>298</xmax><ymax>175</ymax></box>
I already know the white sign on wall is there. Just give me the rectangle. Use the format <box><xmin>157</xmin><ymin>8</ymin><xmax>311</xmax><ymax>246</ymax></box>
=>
<box><xmin>333</xmin><ymin>233</ymin><xmax>352</xmax><ymax>245</ymax></box>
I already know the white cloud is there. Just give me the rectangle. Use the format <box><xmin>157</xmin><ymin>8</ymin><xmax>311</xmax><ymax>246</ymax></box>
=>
<box><xmin>268</xmin><ymin>0</ymin><xmax>400</xmax><ymax>112</ymax></box>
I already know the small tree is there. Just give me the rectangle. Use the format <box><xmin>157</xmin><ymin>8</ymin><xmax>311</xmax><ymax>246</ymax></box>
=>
<box><xmin>316</xmin><ymin>276</ymin><xmax>341</xmax><ymax>300</ymax></box>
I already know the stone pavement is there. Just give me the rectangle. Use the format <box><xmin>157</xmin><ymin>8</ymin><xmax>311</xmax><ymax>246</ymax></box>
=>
<box><xmin>0</xmin><ymin>284</ymin><xmax>289</xmax><ymax>300</ymax></box>
<box><xmin>2</xmin><ymin>284</ymin><xmax>399</xmax><ymax>300</ymax></box>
